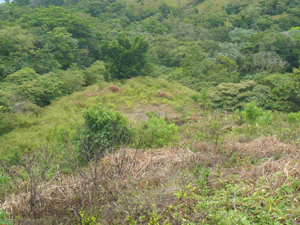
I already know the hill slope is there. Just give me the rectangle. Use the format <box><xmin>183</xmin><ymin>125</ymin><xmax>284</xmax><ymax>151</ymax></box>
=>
<box><xmin>0</xmin><ymin>77</ymin><xmax>199</xmax><ymax>155</ymax></box>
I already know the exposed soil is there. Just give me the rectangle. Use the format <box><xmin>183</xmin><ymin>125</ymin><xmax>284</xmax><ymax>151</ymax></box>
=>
<box><xmin>122</xmin><ymin>103</ymin><xmax>181</xmax><ymax>122</ymax></box>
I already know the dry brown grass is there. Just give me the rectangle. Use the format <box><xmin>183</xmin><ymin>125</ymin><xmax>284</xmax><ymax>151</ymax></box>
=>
<box><xmin>107</xmin><ymin>84</ymin><xmax>121</xmax><ymax>93</ymax></box>
<box><xmin>82</xmin><ymin>85</ymin><xmax>121</xmax><ymax>97</ymax></box>
<box><xmin>156</xmin><ymin>90</ymin><xmax>172</xmax><ymax>99</ymax></box>
<box><xmin>2</xmin><ymin>147</ymin><xmax>196</xmax><ymax>223</ymax></box>
<box><xmin>2</xmin><ymin>136</ymin><xmax>300</xmax><ymax>224</ymax></box>
<box><xmin>225</xmin><ymin>136</ymin><xmax>298</xmax><ymax>159</ymax></box>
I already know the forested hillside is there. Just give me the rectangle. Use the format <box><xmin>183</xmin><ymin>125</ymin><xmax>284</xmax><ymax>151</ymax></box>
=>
<box><xmin>1</xmin><ymin>0</ymin><xmax>300</xmax><ymax>115</ymax></box>
<box><xmin>2</xmin><ymin>0</ymin><xmax>300</xmax><ymax>224</ymax></box>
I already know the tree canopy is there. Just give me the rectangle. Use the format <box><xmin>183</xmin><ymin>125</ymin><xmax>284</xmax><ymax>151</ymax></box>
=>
<box><xmin>0</xmin><ymin>0</ymin><xmax>300</xmax><ymax>111</ymax></box>
<box><xmin>101</xmin><ymin>33</ymin><xmax>149</xmax><ymax>80</ymax></box>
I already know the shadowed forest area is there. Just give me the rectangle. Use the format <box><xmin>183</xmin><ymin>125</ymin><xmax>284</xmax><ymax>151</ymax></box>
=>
<box><xmin>1</xmin><ymin>0</ymin><xmax>300</xmax><ymax>224</ymax></box>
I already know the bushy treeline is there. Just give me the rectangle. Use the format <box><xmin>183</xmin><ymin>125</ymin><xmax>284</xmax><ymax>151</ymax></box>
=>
<box><xmin>2</xmin><ymin>0</ymin><xmax>300</xmax><ymax>132</ymax></box>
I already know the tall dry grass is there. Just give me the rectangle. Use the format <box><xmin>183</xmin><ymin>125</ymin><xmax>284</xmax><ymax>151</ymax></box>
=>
<box><xmin>2</xmin><ymin>135</ymin><xmax>300</xmax><ymax>224</ymax></box>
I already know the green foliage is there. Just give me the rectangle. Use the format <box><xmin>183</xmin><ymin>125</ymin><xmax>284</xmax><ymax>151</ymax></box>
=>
<box><xmin>0</xmin><ymin>172</ymin><xmax>11</xmax><ymax>225</ymax></box>
<box><xmin>193</xmin><ymin>164</ymin><xmax>211</xmax><ymax>193</ymax></box>
<box><xmin>4</xmin><ymin>67</ymin><xmax>39</xmax><ymax>85</ymax></box>
<box><xmin>193</xmin><ymin>176</ymin><xmax>300</xmax><ymax>224</ymax></box>
<box><xmin>47</xmin><ymin>27</ymin><xmax>78</xmax><ymax>69</ymax></box>
<box><xmin>0</xmin><ymin>90</ymin><xmax>9</xmax><ymax>107</ymax></box>
<box><xmin>83</xmin><ymin>61</ymin><xmax>105</xmax><ymax>86</ymax></box>
<box><xmin>138</xmin><ymin>112</ymin><xmax>179</xmax><ymax>148</ymax></box>
<box><xmin>0</xmin><ymin>77</ymin><xmax>199</xmax><ymax>154</ymax></box>
<box><xmin>199</xmin><ymin>87</ymin><xmax>210</xmax><ymax>111</ymax></box>
<box><xmin>181</xmin><ymin>45</ymin><xmax>210</xmax><ymax>78</ymax></box>
<box><xmin>0</xmin><ymin>106</ymin><xmax>16</xmax><ymax>136</ymax></box>
<box><xmin>78</xmin><ymin>104</ymin><xmax>133</xmax><ymax>160</ymax></box>
<box><xmin>101</xmin><ymin>33</ymin><xmax>150</xmax><ymax>80</ymax></box>
<box><xmin>191</xmin><ymin>94</ymin><xmax>199</xmax><ymax>102</ymax></box>
<box><xmin>287</xmin><ymin>112</ymin><xmax>300</xmax><ymax>124</ymax></box>
<box><xmin>258</xmin><ymin>110</ymin><xmax>273</xmax><ymax>125</ymax></box>
<box><xmin>3</xmin><ymin>2</ymin><xmax>300</xmax><ymax>222</ymax></box>
<box><xmin>18</xmin><ymin>6</ymin><xmax>92</xmax><ymax>41</ymax></box>
<box><xmin>78</xmin><ymin>206</ymin><xmax>105</xmax><ymax>225</ymax></box>
<box><xmin>3</xmin><ymin>67</ymin><xmax>64</xmax><ymax>106</ymax></box>
<box><xmin>17</xmin><ymin>73</ymin><xmax>63</xmax><ymax>106</ymax></box>
<box><xmin>266</xmin><ymin>69</ymin><xmax>300</xmax><ymax>112</ymax></box>
<box><xmin>57</xmin><ymin>67</ymin><xmax>85</xmax><ymax>94</ymax></box>
<box><xmin>0</xmin><ymin>26</ymin><xmax>36</xmax><ymax>79</ymax></box>
<box><xmin>0</xmin><ymin>173</ymin><xmax>7</xmax><ymax>187</ymax></box>
<box><xmin>0</xmin><ymin>210</ymin><xmax>11</xmax><ymax>225</ymax></box>
<box><xmin>243</xmin><ymin>101</ymin><xmax>263</xmax><ymax>124</ymax></box>
<box><xmin>209</xmin><ymin>81</ymin><xmax>272</xmax><ymax>111</ymax></box>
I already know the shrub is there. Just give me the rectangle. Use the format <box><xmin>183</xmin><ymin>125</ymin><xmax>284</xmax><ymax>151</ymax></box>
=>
<box><xmin>17</xmin><ymin>73</ymin><xmax>63</xmax><ymax>107</ymax></box>
<box><xmin>138</xmin><ymin>112</ymin><xmax>179</xmax><ymax>148</ymax></box>
<box><xmin>191</xmin><ymin>94</ymin><xmax>200</xmax><ymax>102</ymax></box>
<box><xmin>0</xmin><ymin>106</ymin><xmax>16</xmax><ymax>136</ymax></box>
<box><xmin>57</xmin><ymin>69</ymin><xmax>85</xmax><ymax>94</ymax></box>
<box><xmin>243</xmin><ymin>101</ymin><xmax>263</xmax><ymax>124</ymax></box>
<box><xmin>209</xmin><ymin>81</ymin><xmax>272</xmax><ymax>111</ymax></box>
<box><xmin>83</xmin><ymin>61</ymin><xmax>105</xmax><ymax>86</ymax></box>
<box><xmin>4</xmin><ymin>67</ymin><xmax>39</xmax><ymax>85</ymax></box>
<box><xmin>287</xmin><ymin>112</ymin><xmax>300</xmax><ymax>124</ymax></box>
<box><xmin>78</xmin><ymin>104</ymin><xmax>133</xmax><ymax>161</ymax></box>
<box><xmin>259</xmin><ymin>110</ymin><xmax>273</xmax><ymax>125</ymax></box>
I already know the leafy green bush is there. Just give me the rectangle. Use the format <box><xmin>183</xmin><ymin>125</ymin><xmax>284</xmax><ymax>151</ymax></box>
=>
<box><xmin>57</xmin><ymin>68</ymin><xmax>85</xmax><ymax>94</ymax></box>
<box><xmin>287</xmin><ymin>112</ymin><xmax>300</xmax><ymax>124</ymax></box>
<box><xmin>191</xmin><ymin>94</ymin><xmax>200</xmax><ymax>102</ymax></box>
<box><xmin>210</xmin><ymin>81</ymin><xmax>272</xmax><ymax>111</ymax></box>
<box><xmin>258</xmin><ymin>110</ymin><xmax>273</xmax><ymax>125</ymax></box>
<box><xmin>17</xmin><ymin>74</ymin><xmax>63</xmax><ymax>107</ymax></box>
<box><xmin>78</xmin><ymin>104</ymin><xmax>133</xmax><ymax>160</ymax></box>
<box><xmin>243</xmin><ymin>101</ymin><xmax>263</xmax><ymax>124</ymax></box>
<box><xmin>83</xmin><ymin>61</ymin><xmax>105</xmax><ymax>86</ymax></box>
<box><xmin>0</xmin><ymin>106</ymin><xmax>16</xmax><ymax>136</ymax></box>
<box><xmin>137</xmin><ymin>112</ymin><xmax>179</xmax><ymax>148</ymax></box>
<box><xmin>4</xmin><ymin>67</ymin><xmax>39</xmax><ymax>85</ymax></box>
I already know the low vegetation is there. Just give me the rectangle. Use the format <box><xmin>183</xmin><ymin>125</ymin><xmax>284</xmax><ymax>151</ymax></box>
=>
<box><xmin>1</xmin><ymin>90</ymin><xmax>300</xmax><ymax>223</ymax></box>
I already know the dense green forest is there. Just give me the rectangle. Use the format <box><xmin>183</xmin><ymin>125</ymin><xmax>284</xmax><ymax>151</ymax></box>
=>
<box><xmin>1</xmin><ymin>0</ymin><xmax>300</xmax><ymax>116</ymax></box>
<box><xmin>2</xmin><ymin>0</ymin><xmax>300</xmax><ymax>224</ymax></box>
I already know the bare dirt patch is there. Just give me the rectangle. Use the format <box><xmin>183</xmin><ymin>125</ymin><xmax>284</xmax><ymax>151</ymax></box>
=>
<box><xmin>122</xmin><ymin>103</ymin><xmax>181</xmax><ymax>122</ymax></box>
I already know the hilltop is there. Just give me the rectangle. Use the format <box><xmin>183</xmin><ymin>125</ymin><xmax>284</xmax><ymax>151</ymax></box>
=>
<box><xmin>0</xmin><ymin>77</ymin><xmax>199</xmax><ymax>154</ymax></box>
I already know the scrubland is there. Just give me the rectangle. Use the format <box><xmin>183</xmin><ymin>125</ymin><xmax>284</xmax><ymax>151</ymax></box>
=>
<box><xmin>1</xmin><ymin>78</ymin><xmax>300</xmax><ymax>224</ymax></box>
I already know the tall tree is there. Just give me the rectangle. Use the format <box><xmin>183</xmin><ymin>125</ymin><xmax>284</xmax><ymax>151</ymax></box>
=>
<box><xmin>101</xmin><ymin>33</ymin><xmax>149</xmax><ymax>80</ymax></box>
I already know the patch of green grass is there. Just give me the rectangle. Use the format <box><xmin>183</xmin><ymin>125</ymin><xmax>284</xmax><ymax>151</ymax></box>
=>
<box><xmin>0</xmin><ymin>77</ymin><xmax>199</xmax><ymax>156</ymax></box>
